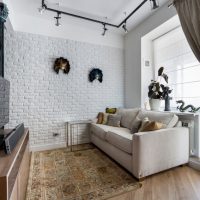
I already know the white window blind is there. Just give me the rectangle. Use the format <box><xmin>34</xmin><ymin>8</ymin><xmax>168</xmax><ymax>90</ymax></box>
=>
<box><xmin>153</xmin><ymin>27</ymin><xmax>200</xmax><ymax>108</ymax></box>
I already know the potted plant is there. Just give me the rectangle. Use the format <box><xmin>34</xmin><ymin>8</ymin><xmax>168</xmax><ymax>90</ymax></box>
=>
<box><xmin>148</xmin><ymin>67</ymin><xmax>172</xmax><ymax>111</ymax></box>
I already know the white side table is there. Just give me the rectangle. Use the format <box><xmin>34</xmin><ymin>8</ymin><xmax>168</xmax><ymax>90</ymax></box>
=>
<box><xmin>66</xmin><ymin>120</ymin><xmax>93</xmax><ymax>151</ymax></box>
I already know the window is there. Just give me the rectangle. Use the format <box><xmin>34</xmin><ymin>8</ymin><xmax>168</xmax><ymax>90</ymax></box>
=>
<box><xmin>153</xmin><ymin>27</ymin><xmax>200</xmax><ymax>108</ymax></box>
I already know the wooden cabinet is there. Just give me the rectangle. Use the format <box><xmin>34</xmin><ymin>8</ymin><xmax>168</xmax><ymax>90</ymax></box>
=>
<box><xmin>10</xmin><ymin>179</ymin><xmax>18</xmax><ymax>200</ymax></box>
<box><xmin>0</xmin><ymin>129</ymin><xmax>30</xmax><ymax>200</ymax></box>
<box><xmin>18</xmin><ymin>143</ymin><xmax>30</xmax><ymax>200</ymax></box>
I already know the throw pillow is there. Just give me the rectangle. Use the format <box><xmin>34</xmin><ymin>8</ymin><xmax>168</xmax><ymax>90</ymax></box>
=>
<box><xmin>131</xmin><ymin>116</ymin><xmax>142</xmax><ymax>134</ymax></box>
<box><xmin>102</xmin><ymin>113</ymin><xmax>109</xmax><ymax>125</ymax></box>
<box><xmin>107</xmin><ymin>114</ymin><xmax>121</xmax><ymax>127</ymax></box>
<box><xmin>140</xmin><ymin>121</ymin><xmax>164</xmax><ymax>132</ymax></box>
<box><xmin>106</xmin><ymin>107</ymin><xmax>117</xmax><ymax>114</ymax></box>
<box><xmin>138</xmin><ymin>117</ymin><xmax>150</xmax><ymax>132</ymax></box>
<box><xmin>137</xmin><ymin>109</ymin><xmax>178</xmax><ymax>128</ymax></box>
<box><xmin>97</xmin><ymin>112</ymin><xmax>104</xmax><ymax>124</ymax></box>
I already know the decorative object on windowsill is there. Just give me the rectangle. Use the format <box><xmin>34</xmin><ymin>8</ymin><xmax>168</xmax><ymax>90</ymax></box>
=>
<box><xmin>176</xmin><ymin>100</ymin><xmax>200</xmax><ymax>113</ymax></box>
<box><xmin>148</xmin><ymin>67</ymin><xmax>172</xmax><ymax>111</ymax></box>
<box><xmin>161</xmin><ymin>85</ymin><xmax>172</xmax><ymax>111</ymax></box>
<box><xmin>89</xmin><ymin>68</ymin><xmax>103</xmax><ymax>83</ymax></box>
<box><xmin>54</xmin><ymin>57</ymin><xmax>70</xmax><ymax>74</ymax></box>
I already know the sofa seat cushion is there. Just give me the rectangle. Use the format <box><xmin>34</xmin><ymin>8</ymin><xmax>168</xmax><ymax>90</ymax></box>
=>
<box><xmin>105</xmin><ymin>130</ymin><xmax>133</xmax><ymax>154</ymax></box>
<box><xmin>90</xmin><ymin>124</ymin><xmax>131</xmax><ymax>141</ymax></box>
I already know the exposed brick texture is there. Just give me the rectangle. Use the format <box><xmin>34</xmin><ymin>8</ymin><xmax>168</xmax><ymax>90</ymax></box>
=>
<box><xmin>4</xmin><ymin>30</ymin><xmax>124</xmax><ymax>149</ymax></box>
<box><xmin>0</xmin><ymin>77</ymin><xmax>9</xmax><ymax>128</ymax></box>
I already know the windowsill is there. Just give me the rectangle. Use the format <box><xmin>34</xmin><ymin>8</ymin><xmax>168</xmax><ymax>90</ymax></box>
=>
<box><xmin>189</xmin><ymin>157</ymin><xmax>200</xmax><ymax>171</ymax></box>
<box><xmin>160</xmin><ymin>108</ymin><xmax>200</xmax><ymax>116</ymax></box>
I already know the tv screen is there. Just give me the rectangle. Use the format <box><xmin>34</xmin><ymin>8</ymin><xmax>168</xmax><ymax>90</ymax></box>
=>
<box><xmin>0</xmin><ymin>77</ymin><xmax>10</xmax><ymax>128</ymax></box>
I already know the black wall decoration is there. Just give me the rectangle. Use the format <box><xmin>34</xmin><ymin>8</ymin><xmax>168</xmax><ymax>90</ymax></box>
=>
<box><xmin>89</xmin><ymin>68</ymin><xmax>103</xmax><ymax>83</ymax></box>
<box><xmin>54</xmin><ymin>57</ymin><xmax>70</xmax><ymax>74</ymax></box>
<box><xmin>0</xmin><ymin>3</ymin><xmax>9</xmax><ymax>77</ymax></box>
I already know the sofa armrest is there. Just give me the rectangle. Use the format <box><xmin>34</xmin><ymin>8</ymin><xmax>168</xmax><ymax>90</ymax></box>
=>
<box><xmin>132</xmin><ymin>127</ymin><xmax>189</xmax><ymax>178</ymax></box>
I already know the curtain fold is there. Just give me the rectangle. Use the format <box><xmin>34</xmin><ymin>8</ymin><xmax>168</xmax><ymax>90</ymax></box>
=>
<box><xmin>174</xmin><ymin>0</ymin><xmax>200</xmax><ymax>62</ymax></box>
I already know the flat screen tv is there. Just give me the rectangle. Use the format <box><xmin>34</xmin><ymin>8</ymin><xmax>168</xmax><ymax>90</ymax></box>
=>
<box><xmin>0</xmin><ymin>77</ymin><xmax>10</xmax><ymax>128</ymax></box>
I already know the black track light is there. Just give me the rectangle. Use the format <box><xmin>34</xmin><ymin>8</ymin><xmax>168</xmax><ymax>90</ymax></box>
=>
<box><xmin>150</xmin><ymin>0</ymin><xmax>159</xmax><ymax>10</ymax></box>
<box><xmin>38</xmin><ymin>4</ymin><xmax>47</xmax><ymax>14</ymax></box>
<box><xmin>39</xmin><ymin>0</ymin><xmax>160</xmax><ymax>31</ymax></box>
<box><xmin>102</xmin><ymin>24</ymin><xmax>108</xmax><ymax>36</ymax></box>
<box><xmin>54</xmin><ymin>12</ymin><xmax>61</xmax><ymax>26</ymax></box>
<box><xmin>122</xmin><ymin>22</ymin><xmax>128</xmax><ymax>33</ymax></box>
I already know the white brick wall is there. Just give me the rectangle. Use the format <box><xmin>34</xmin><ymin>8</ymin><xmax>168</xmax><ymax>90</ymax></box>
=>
<box><xmin>4</xmin><ymin>30</ymin><xmax>125</xmax><ymax>150</ymax></box>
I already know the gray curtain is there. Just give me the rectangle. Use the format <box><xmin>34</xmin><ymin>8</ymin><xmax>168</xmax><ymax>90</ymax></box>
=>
<box><xmin>174</xmin><ymin>0</ymin><xmax>200</xmax><ymax>62</ymax></box>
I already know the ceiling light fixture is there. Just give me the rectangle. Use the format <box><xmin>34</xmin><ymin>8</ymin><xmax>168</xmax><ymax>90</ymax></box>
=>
<box><xmin>102</xmin><ymin>24</ymin><xmax>108</xmax><ymax>36</ymax></box>
<box><xmin>54</xmin><ymin>12</ymin><xmax>61</xmax><ymax>26</ymax></box>
<box><xmin>38</xmin><ymin>4</ymin><xmax>46</xmax><ymax>14</ymax></box>
<box><xmin>150</xmin><ymin>0</ymin><xmax>159</xmax><ymax>10</ymax></box>
<box><xmin>39</xmin><ymin>0</ymin><xmax>159</xmax><ymax>33</ymax></box>
<box><xmin>122</xmin><ymin>22</ymin><xmax>128</xmax><ymax>33</ymax></box>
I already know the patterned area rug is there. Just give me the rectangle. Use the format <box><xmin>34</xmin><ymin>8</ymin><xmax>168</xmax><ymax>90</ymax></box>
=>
<box><xmin>26</xmin><ymin>148</ymin><xmax>141</xmax><ymax>200</ymax></box>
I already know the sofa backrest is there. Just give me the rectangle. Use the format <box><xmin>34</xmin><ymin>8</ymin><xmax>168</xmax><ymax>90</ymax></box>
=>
<box><xmin>117</xmin><ymin>108</ymin><xmax>140</xmax><ymax>129</ymax></box>
<box><xmin>137</xmin><ymin>110</ymin><xmax>178</xmax><ymax>128</ymax></box>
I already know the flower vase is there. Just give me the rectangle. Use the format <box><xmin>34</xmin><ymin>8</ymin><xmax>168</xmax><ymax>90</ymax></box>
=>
<box><xmin>149</xmin><ymin>99</ymin><xmax>161</xmax><ymax>111</ymax></box>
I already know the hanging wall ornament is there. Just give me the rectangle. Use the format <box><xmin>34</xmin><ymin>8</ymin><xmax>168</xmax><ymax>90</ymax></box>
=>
<box><xmin>89</xmin><ymin>68</ymin><xmax>103</xmax><ymax>83</ymax></box>
<box><xmin>54</xmin><ymin>57</ymin><xmax>70</xmax><ymax>74</ymax></box>
<box><xmin>0</xmin><ymin>3</ymin><xmax>9</xmax><ymax>23</ymax></box>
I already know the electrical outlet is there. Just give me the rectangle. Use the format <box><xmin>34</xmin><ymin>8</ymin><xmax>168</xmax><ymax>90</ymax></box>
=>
<box><xmin>181</xmin><ymin>120</ymin><xmax>193</xmax><ymax>128</ymax></box>
<box><xmin>182</xmin><ymin>122</ymin><xmax>189</xmax><ymax>127</ymax></box>
<box><xmin>145</xmin><ymin>60</ymin><xmax>150</xmax><ymax>67</ymax></box>
<box><xmin>53</xmin><ymin>133</ymin><xmax>60</xmax><ymax>137</ymax></box>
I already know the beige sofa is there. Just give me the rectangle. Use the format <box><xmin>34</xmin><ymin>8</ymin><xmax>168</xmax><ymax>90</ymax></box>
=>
<box><xmin>90</xmin><ymin>108</ymin><xmax>189</xmax><ymax>179</ymax></box>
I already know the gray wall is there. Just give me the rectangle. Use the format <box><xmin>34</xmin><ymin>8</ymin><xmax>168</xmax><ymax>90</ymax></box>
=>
<box><xmin>124</xmin><ymin>4</ymin><xmax>177</xmax><ymax>108</ymax></box>
<box><xmin>4</xmin><ymin>30</ymin><xmax>124</xmax><ymax>150</ymax></box>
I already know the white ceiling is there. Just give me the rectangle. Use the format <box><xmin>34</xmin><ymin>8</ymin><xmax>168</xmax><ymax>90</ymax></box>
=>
<box><xmin>47</xmin><ymin>0</ymin><xmax>131</xmax><ymax>21</ymax></box>
<box><xmin>10</xmin><ymin>0</ymin><xmax>169</xmax><ymax>34</ymax></box>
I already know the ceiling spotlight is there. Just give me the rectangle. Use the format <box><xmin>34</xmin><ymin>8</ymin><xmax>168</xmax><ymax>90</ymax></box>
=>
<box><xmin>150</xmin><ymin>0</ymin><xmax>159</xmax><ymax>10</ymax></box>
<box><xmin>122</xmin><ymin>22</ymin><xmax>128</xmax><ymax>33</ymax></box>
<box><xmin>54</xmin><ymin>12</ymin><xmax>61</xmax><ymax>26</ymax></box>
<box><xmin>102</xmin><ymin>24</ymin><xmax>108</xmax><ymax>36</ymax></box>
<box><xmin>38</xmin><ymin>4</ymin><xmax>46</xmax><ymax>14</ymax></box>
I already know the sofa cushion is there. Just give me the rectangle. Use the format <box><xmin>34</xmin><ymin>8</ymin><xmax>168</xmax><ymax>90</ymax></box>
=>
<box><xmin>117</xmin><ymin>108</ymin><xmax>140</xmax><ymax>129</ymax></box>
<box><xmin>97</xmin><ymin>112</ymin><xmax>104</xmax><ymax>124</ymax></box>
<box><xmin>105</xmin><ymin>107</ymin><xmax>117</xmax><ymax>114</ymax></box>
<box><xmin>90</xmin><ymin>124</ymin><xmax>131</xmax><ymax>141</ymax></box>
<box><xmin>96</xmin><ymin>112</ymin><xmax>109</xmax><ymax>125</ymax></box>
<box><xmin>131</xmin><ymin>116</ymin><xmax>142</xmax><ymax>134</ymax></box>
<box><xmin>107</xmin><ymin>114</ymin><xmax>121</xmax><ymax>127</ymax></box>
<box><xmin>136</xmin><ymin>110</ymin><xmax>178</xmax><ymax>128</ymax></box>
<box><xmin>105</xmin><ymin>130</ymin><xmax>133</xmax><ymax>154</ymax></box>
<box><xmin>138</xmin><ymin>117</ymin><xmax>166</xmax><ymax>132</ymax></box>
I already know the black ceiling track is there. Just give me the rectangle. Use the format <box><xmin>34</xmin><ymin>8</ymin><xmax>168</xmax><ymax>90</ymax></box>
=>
<box><xmin>41</xmin><ymin>0</ymin><xmax>150</xmax><ymax>29</ymax></box>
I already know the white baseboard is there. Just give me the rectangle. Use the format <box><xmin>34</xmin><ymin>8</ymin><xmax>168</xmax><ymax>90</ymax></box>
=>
<box><xmin>30</xmin><ymin>142</ymin><xmax>66</xmax><ymax>152</ymax></box>
<box><xmin>189</xmin><ymin>157</ymin><xmax>200</xmax><ymax>171</ymax></box>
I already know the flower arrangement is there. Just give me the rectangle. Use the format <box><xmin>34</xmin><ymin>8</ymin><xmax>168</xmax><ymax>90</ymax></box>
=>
<box><xmin>148</xmin><ymin>67</ymin><xmax>172</xmax><ymax>100</ymax></box>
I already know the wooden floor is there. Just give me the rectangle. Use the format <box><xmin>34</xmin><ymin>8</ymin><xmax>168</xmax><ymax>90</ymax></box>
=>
<box><xmin>109</xmin><ymin>166</ymin><xmax>200</xmax><ymax>200</ymax></box>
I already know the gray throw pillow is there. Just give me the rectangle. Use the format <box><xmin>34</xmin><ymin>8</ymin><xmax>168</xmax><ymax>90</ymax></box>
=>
<box><xmin>131</xmin><ymin>116</ymin><xmax>142</xmax><ymax>134</ymax></box>
<box><xmin>107</xmin><ymin>114</ymin><xmax>121</xmax><ymax>127</ymax></box>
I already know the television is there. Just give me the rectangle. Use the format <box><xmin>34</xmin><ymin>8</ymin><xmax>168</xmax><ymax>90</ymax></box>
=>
<box><xmin>0</xmin><ymin>77</ymin><xmax>10</xmax><ymax>128</ymax></box>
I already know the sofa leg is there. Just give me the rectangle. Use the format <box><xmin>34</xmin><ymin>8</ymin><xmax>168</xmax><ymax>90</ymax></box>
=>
<box><xmin>180</xmin><ymin>164</ymin><xmax>187</xmax><ymax>167</ymax></box>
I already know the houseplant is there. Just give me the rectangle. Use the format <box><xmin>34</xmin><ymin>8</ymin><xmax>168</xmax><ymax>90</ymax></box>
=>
<box><xmin>148</xmin><ymin>67</ymin><xmax>172</xmax><ymax>111</ymax></box>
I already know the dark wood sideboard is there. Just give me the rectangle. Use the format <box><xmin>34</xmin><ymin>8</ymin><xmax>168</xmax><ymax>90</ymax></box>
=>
<box><xmin>0</xmin><ymin>128</ymin><xmax>31</xmax><ymax>200</ymax></box>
